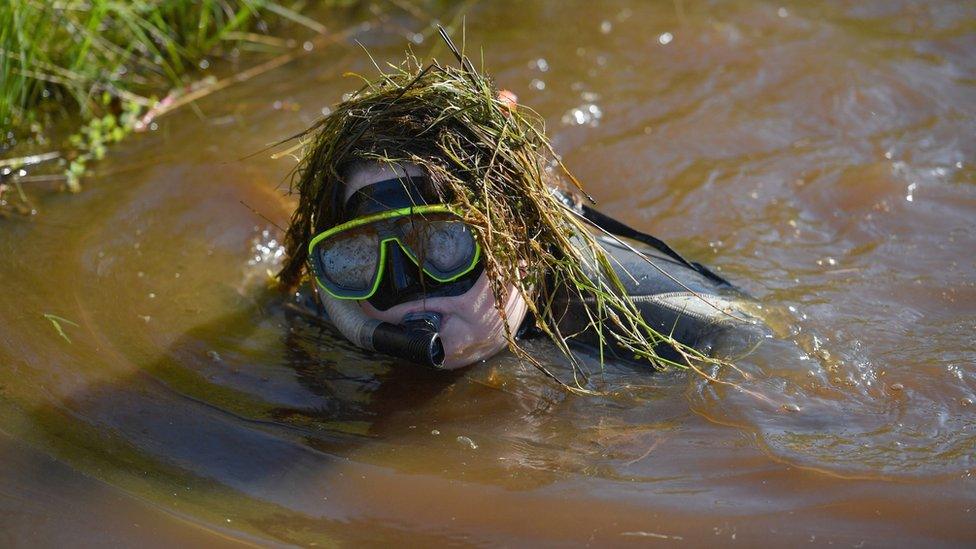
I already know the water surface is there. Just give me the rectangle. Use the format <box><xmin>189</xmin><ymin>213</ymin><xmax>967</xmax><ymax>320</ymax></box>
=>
<box><xmin>1</xmin><ymin>1</ymin><xmax>974</xmax><ymax>545</ymax></box>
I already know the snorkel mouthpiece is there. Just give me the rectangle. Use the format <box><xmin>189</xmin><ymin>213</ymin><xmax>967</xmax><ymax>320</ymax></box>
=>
<box><xmin>318</xmin><ymin>295</ymin><xmax>446</xmax><ymax>368</ymax></box>
<box><xmin>401</xmin><ymin>311</ymin><xmax>443</xmax><ymax>332</ymax></box>
<box><xmin>370</xmin><ymin>312</ymin><xmax>444</xmax><ymax>368</ymax></box>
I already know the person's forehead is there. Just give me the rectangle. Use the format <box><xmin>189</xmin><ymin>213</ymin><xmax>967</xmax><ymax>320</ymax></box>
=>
<box><xmin>343</xmin><ymin>162</ymin><xmax>425</xmax><ymax>203</ymax></box>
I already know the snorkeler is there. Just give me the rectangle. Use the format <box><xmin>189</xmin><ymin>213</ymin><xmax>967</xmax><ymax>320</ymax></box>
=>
<box><xmin>278</xmin><ymin>48</ymin><xmax>762</xmax><ymax>376</ymax></box>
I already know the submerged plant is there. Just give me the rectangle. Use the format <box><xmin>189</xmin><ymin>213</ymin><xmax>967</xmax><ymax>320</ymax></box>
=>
<box><xmin>278</xmin><ymin>43</ymin><xmax>735</xmax><ymax>389</ymax></box>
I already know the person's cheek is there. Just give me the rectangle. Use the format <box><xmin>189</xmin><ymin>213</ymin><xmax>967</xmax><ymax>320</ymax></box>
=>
<box><xmin>439</xmin><ymin>319</ymin><xmax>479</xmax><ymax>369</ymax></box>
<box><xmin>438</xmin><ymin>290</ymin><xmax>508</xmax><ymax>369</ymax></box>
<box><xmin>440</xmin><ymin>317</ymin><xmax>507</xmax><ymax>369</ymax></box>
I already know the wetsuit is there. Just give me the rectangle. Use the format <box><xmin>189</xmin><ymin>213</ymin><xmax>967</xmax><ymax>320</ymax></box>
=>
<box><xmin>534</xmin><ymin>191</ymin><xmax>763</xmax><ymax>362</ymax></box>
<box><xmin>540</xmin><ymin>233</ymin><xmax>761</xmax><ymax>363</ymax></box>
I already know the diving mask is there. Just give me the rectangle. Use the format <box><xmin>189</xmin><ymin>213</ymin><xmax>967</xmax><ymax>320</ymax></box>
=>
<box><xmin>307</xmin><ymin>176</ymin><xmax>483</xmax><ymax>308</ymax></box>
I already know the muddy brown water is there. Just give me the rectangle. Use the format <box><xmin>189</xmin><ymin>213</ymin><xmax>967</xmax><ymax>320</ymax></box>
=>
<box><xmin>2</xmin><ymin>1</ymin><xmax>974</xmax><ymax>546</ymax></box>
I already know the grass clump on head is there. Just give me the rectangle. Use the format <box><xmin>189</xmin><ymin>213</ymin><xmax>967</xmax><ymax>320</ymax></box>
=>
<box><xmin>279</xmin><ymin>46</ymin><xmax>725</xmax><ymax>390</ymax></box>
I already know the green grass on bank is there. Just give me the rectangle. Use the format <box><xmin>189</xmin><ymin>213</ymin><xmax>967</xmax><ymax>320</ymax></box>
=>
<box><xmin>1</xmin><ymin>0</ymin><xmax>315</xmax><ymax>134</ymax></box>
<box><xmin>0</xmin><ymin>0</ymin><xmax>337</xmax><ymax>209</ymax></box>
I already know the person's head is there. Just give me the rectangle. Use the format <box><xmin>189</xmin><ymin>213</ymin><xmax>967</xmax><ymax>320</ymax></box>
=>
<box><xmin>278</xmin><ymin>59</ymin><xmax>559</xmax><ymax>370</ymax></box>
<box><xmin>324</xmin><ymin>160</ymin><xmax>529</xmax><ymax>369</ymax></box>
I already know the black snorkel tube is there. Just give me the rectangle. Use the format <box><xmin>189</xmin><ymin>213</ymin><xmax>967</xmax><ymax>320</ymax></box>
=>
<box><xmin>370</xmin><ymin>311</ymin><xmax>444</xmax><ymax>368</ymax></box>
<box><xmin>317</xmin><ymin>294</ymin><xmax>445</xmax><ymax>368</ymax></box>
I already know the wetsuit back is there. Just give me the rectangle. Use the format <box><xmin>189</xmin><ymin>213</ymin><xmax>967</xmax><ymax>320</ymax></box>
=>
<box><xmin>546</xmin><ymin>233</ymin><xmax>762</xmax><ymax>363</ymax></box>
<box><xmin>540</xmin><ymin>190</ymin><xmax>763</xmax><ymax>362</ymax></box>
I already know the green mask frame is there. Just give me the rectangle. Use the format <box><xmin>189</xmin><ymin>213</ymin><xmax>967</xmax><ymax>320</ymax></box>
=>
<box><xmin>307</xmin><ymin>205</ymin><xmax>483</xmax><ymax>300</ymax></box>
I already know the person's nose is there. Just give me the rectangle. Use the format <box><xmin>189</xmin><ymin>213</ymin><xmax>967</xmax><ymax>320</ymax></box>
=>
<box><xmin>387</xmin><ymin>243</ymin><xmax>419</xmax><ymax>291</ymax></box>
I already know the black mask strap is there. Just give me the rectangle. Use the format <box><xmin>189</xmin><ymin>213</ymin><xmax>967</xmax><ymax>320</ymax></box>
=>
<box><xmin>344</xmin><ymin>176</ymin><xmax>436</xmax><ymax>218</ymax></box>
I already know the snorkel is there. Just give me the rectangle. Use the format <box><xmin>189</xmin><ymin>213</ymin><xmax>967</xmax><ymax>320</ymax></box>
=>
<box><xmin>317</xmin><ymin>296</ymin><xmax>445</xmax><ymax>368</ymax></box>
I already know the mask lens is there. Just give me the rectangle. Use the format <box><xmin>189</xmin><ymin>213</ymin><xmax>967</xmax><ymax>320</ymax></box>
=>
<box><xmin>401</xmin><ymin>215</ymin><xmax>477</xmax><ymax>276</ymax></box>
<box><xmin>318</xmin><ymin>228</ymin><xmax>379</xmax><ymax>292</ymax></box>
<box><xmin>424</xmin><ymin>220</ymin><xmax>475</xmax><ymax>272</ymax></box>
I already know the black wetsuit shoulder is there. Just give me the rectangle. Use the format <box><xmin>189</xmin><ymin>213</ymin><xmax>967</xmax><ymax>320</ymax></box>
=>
<box><xmin>531</xmin><ymin>198</ymin><xmax>762</xmax><ymax>363</ymax></box>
